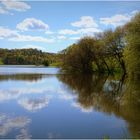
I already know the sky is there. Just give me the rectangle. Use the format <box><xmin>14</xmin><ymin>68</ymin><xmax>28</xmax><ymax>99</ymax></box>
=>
<box><xmin>0</xmin><ymin>1</ymin><xmax>140</xmax><ymax>53</ymax></box>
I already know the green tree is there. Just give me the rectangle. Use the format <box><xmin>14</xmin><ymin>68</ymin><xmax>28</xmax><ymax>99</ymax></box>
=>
<box><xmin>42</xmin><ymin>59</ymin><xmax>49</xmax><ymax>66</ymax></box>
<box><xmin>124</xmin><ymin>12</ymin><xmax>140</xmax><ymax>79</ymax></box>
<box><xmin>62</xmin><ymin>37</ymin><xmax>99</xmax><ymax>73</ymax></box>
<box><xmin>0</xmin><ymin>58</ymin><xmax>3</xmax><ymax>65</ymax></box>
<box><xmin>99</xmin><ymin>27</ymin><xmax>126</xmax><ymax>73</ymax></box>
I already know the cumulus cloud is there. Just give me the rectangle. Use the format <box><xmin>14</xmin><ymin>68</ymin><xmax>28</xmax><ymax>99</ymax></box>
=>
<box><xmin>1</xmin><ymin>0</ymin><xmax>31</xmax><ymax>12</ymax></box>
<box><xmin>71</xmin><ymin>16</ymin><xmax>98</xmax><ymax>28</ymax></box>
<box><xmin>16</xmin><ymin>18</ymin><xmax>49</xmax><ymax>31</ymax></box>
<box><xmin>69</xmin><ymin>36</ymin><xmax>81</xmax><ymax>40</ymax></box>
<box><xmin>58</xmin><ymin>28</ymin><xmax>102</xmax><ymax>36</ymax></box>
<box><xmin>58</xmin><ymin>16</ymin><xmax>102</xmax><ymax>38</ymax></box>
<box><xmin>58</xmin><ymin>29</ymin><xmax>78</xmax><ymax>35</ymax></box>
<box><xmin>10</xmin><ymin>34</ymin><xmax>54</xmax><ymax>43</ymax></box>
<box><xmin>100</xmin><ymin>10</ymin><xmax>139</xmax><ymax>27</ymax></box>
<box><xmin>78</xmin><ymin>27</ymin><xmax>102</xmax><ymax>34</ymax></box>
<box><xmin>100</xmin><ymin>14</ymin><xmax>131</xmax><ymax>27</ymax></box>
<box><xmin>0</xmin><ymin>26</ymin><xmax>54</xmax><ymax>43</ymax></box>
<box><xmin>0</xmin><ymin>26</ymin><xmax>18</xmax><ymax>38</ymax></box>
<box><xmin>57</xmin><ymin>35</ymin><xmax>67</xmax><ymax>40</ymax></box>
<box><xmin>21</xmin><ymin>45</ymin><xmax>47</xmax><ymax>51</ymax></box>
<box><xmin>18</xmin><ymin>97</ymin><xmax>49</xmax><ymax>112</ymax></box>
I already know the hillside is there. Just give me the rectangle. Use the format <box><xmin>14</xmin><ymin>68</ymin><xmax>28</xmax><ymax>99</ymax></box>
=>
<box><xmin>0</xmin><ymin>48</ymin><xmax>56</xmax><ymax>65</ymax></box>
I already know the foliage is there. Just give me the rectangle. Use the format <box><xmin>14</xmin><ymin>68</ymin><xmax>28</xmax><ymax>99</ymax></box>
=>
<box><xmin>124</xmin><ymin>12</ymin><xmax>140</xmax><ymax>79</ymax></box>
<box><xmin>61</xmin><ymin>37</ymin><xmax>100</xmax><ymax>73</ymax></box>
<box><xmin>0</xmin><ymin>48</ymin><xmax>56</xmax><ymax>66</ymax></box>
<box><xmin>0</xmin><ymin>58</ymin><xmax>3</xmax><ymax>65</ymax></box>
<box><xmin>42</xmin><ymin>60</ymin><xmax>49</xmax><ymax>66</ymax></box>
<box><xmin>61</xmin><ymin>30</ymin><xmax>126</xmax><ymax>74</ymax></box>
<box><xmin>99</xmin><ymin>27</ymin><xmax>126</xmax><ymax>73</ymax></box>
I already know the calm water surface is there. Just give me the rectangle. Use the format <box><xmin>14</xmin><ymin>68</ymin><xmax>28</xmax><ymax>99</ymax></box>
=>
<box><xmin>0</xmin><ymin>66</ymin><xmax>140</xmax><ymax>139</ymax></box>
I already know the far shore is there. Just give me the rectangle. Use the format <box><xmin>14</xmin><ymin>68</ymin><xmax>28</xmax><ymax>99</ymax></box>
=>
<box><xmin>0</xmin><ymin>65</ymin><xmax>48</xmax><ymax>68</ymax></box>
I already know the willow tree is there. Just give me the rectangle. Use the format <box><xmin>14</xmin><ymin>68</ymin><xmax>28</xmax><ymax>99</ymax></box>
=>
<box><xmin>99</xmin><ymin>27</ymin><xmax>126</xmax><ymax>73</ymax></box>
<box><xmin>124</xmin><ymin>12</ymin><xmax>140</xmax><ymax>79</ymax></box>
<box><xmin>61</xmin><ymin>36</ymin><xmax>116</xmax><ymax>73</ymax></box>
<box><xmin>62</xmin><ymin>37</ymin><xmax>102</xmax><ymax>73</ymax></box>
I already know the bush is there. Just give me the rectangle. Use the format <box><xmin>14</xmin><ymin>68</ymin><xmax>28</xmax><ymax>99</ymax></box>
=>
<box><xmin>42</xmin><ymin>60</ymin><xmax>49</xmax><ymax>66</ymax></box>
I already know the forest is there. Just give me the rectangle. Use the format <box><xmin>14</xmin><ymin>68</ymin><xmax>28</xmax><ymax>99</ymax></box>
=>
<box><xmin>0</xmin><ymin>48</ymin><xmax>57</xmax><ymax>66</ymax></box>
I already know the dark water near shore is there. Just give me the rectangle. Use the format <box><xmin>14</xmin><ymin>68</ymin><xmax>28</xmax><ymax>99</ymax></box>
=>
<box><xmin>0</xmin><ymin>66</ymin><xmax>140</xmax><ymax>139</ymax></box>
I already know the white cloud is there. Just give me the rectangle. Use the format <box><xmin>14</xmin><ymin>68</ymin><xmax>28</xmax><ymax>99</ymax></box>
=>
<box><xmin>69</xmin><ymin>36</ymin><xmax>81</xmax><ymax>40</ymax></box>
<box><xmin>10</xmin><ymin>34</ymin><xmax>54</xmax><ymax>43</ymax></box>
<box><xmin>16</xmin><ymin>18</ymin><xmax>49</xmax><ymax>31</ymax></box>
<box><xmin>45</xmin><ymin>30</ymin><xmax>54</xmax><ymax>34</ymax></box>
<box><xmin>71</xmin><ymin>16</ymin><xmax>98</xmax><ymax>28</ymax></box>
<box><xmin>0</xmin><ymin>26</ymin><xmax>54</xmax><ymax>43</ymax></box>
<box><xmin>58</xmin><ymin>29</ymin><xmax>78</xmax><ymax>35</ymax></box>
<box><xmin>100</xmin><ymin>10</ymin><xmax>139</xmax><ymax>27</ymax></box>
<box><xmin>78</xmin><ymin>27</ymin><xmax>102</xmax><ymax>34</ymax></box>
<box><xmin>131</xmin><ymin>10</ymin><xmax>139</xmax><ymax>15</ymax></box>
<box><xmin>58</xmin><ymin>27</ymin><xmax>102</xmax><ymax>42</ymax></box>
<box><xmin>0</xmin><ymin>26</ymin><xmax>18</xmax><ymax>38</ymax></box>
<box><xmin>1</xmin><ymin>0</ymin><xmax>31</xmax><ymax>12</ymax></box>
<box><xmin>57</xmin><ymin>35</ymin><xmax>66</xmax><ymax>40</ymax></box>
<box><xmin>18</xmin><ymin>97</ymin><xmax>49</xmax><ymax>112</ymax></box>
<box><xmin>21</xmin><ymin>45</ymin><xmax>46</xmax><ymax>51</ymax></box>
<box><xmin>58</xmin><ymin>28</ymin><xmax>102</xmax><ymax>36</ymax></box>
<box><xmin>100</xmin><ymin>14</ymin><xmax>131</xmax><ymax>27</ymax></box>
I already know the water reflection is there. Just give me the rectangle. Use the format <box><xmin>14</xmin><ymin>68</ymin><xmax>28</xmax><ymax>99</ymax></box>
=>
<box><xmin>58</xmin><ymin>74</ymin><xmax>140</xmax><ymax>138</ymax></box>
<box><xmin>18</xmin><ymin>97</ymin><xmax>49</xmax><ymax>112</ymax></box>
<box><xmin>0</xmin><ymin>113</ymin><xmax>31</xmax><ymax>139</ymax></box>
<box><xmin>0</xmin><ymin>74</ymin><xmax>54</xmax><ymax>103</ymax></box>
<box><xmin>0</xmin><ymin>70</ymin><xmax>139</xmax><ymax>138</ymax></box>
<box><xmin>0</xmin><ymin>74</ymin><xmax>52</xmax><ymax>82</ymax></box>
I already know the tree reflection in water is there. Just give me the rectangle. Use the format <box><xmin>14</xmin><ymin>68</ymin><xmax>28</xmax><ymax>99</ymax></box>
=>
<box><xmin>58</xmin><ymin>74</ymin><xmax>140</xmax><ymax>138</ymax></box>
<box><xmin>0</xmin><ymin>74</ymin><xmax>53</xmax><ymax>82</ymax></box>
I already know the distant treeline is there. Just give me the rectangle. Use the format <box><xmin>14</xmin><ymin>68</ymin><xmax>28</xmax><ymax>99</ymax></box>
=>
<box><xmin>0</xmin><ymin>48</ymin><xmax>57</xmax><ymax>66</ymax></box>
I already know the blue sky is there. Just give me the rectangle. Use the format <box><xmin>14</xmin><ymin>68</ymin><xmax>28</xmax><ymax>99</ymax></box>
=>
<box><xmin>0</xmin><ymin>1</ymin><xmax>140</xmax><ymax>53</ymax></box>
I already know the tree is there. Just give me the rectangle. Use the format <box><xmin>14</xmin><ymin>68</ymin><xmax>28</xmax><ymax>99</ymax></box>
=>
<box><xmin>99</xmin><ymin>27</ymin><xmax>126</xmax><ymax>73</ymax></box>
<box><xmin>0</xmin><ymin>58</ymin><xmax>3</xmax><ymax>65</ymax></box>
<box><xmin>42</xmin><ymin>60</ymin><xmax>49</xmax><ymax>66</ymax></box>
<box><xmin>0</xmin><ymin>48</ymin><xmax>55</xmax><ymax>66</ymax></box>
<box><xmin>62</xmin><ymin>37</ymin><xmax>99</xmax><ymax>73</ymax></box>
<box><xmin>124</xmin><ymin>12</ymin><xmax>140</xmax><ymax>79</ymax></box>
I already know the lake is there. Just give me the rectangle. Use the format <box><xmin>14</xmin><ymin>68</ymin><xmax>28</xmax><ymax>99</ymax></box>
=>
<box><xmin>0</xmin><ymin>66</ymin><xmax>140</xmax><ymax>139</ymax></box>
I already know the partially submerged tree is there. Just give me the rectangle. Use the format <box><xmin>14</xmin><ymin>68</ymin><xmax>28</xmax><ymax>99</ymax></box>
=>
<box><xmin>62</xmin><ymin>37</ymin><xmax>96</xmax><ymax>73</ymax></box>
<box><xmin>61</xmin><ymin>37</ymin><xmax>108</xmax><ymax>73</ymax></box>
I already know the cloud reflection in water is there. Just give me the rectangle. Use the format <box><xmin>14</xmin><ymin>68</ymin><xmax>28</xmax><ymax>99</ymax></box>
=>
<box><xmin>18</xmin><ymin>97</ymin><xmax>49</xmax><ymax>112</ymax></box>
<box><xmin>0</xmin><ymin>113</ymin><xmax>31</xmax><ymax>138</ymax></box>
